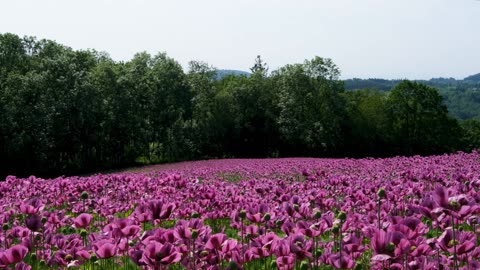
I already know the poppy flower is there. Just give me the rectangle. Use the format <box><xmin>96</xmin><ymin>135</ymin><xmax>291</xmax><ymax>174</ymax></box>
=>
<box><xmin>0</xmin><ymin>244</ymin><xmax>28</xmax><ymax>265</ymax></box>
<box><xmin>73</xmin><ymin>213</ymin><xmax>93</xmax><ymax>229</ymax></box>
<box><xmin>437</xmin><ymin>228</ymin><xmax>476</xmax><ymax>255</ymax></box>
<box><xmin>142</xmin><ymin>241</ymin><xmax>181</xmax><ymax>266</ymax></box>
<box><xmin>25</xmin><ymin>214</ymin><xmax>42</xmax><ymax>232</ymax></box>
<box><xmin>93</xmin><ymin>241</ymin><xmax>117</xmax><ymax>259</ymax></box>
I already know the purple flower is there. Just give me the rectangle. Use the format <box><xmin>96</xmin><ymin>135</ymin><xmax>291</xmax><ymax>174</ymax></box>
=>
<box><xmin>73</xmin><ymin>213</ymin><xmax>93</xmax><ymax>229</ymax></box>
<box><xmin>121</xmin><ymin>225</ymin><xmax>141</xmax><ymax>238</ymax></box>
<box><xmin>437</xmin><ymin>228</ymin><xmax>476</xmax><ymax>255</ymax></box>
<box><xmin>93</xmin><ymin>241</ymin><xmax>117</xmax><ymax>259</ymax></box>
<box><xmin>205</xmin><ymin>233</ymin><xmax>227</xmax><ymax>250</ymax></box>
<box><xmin>25</xmin><ymin>214</ymin><xmax>42</xmax><ymax>232</ymax></box>
<box><xmin>328</xmin><ymin>251</ymin><xmax>356</xmax><ymax>269</ymax></box>
<box><xmin>371</xmin><ymin>228</ymin><xmax>407</xmax><ymax>259</ymax></box>
<box><xmin>0</xmin><ymin>244</ymin><xmax>28</xmax><ymax>265</ymax></box>
<box><xmin>14</xmin><ymin>262</ymin><xmax>31</xmax><ymax>270</ymax></box>
<box><xmin>148</xmin><ymin>200</ymin><xmax>175</xmax><ymax>220</ymax></box>
<box><xmin>142</xmin><ymin>241</ymin><xmax>181</xmax><ymax>266</ymax></box>
<box><xmin>276</xmin><ymin>254</ymin><xmax>295</xmax><ymax>270</ymax></box>
<box><xmin>287</xmin><ymin>234</ymin><xmax>312</xmax><ymax>260</ymax></box>
<box><xmin>129</xmin><ymin>249</ymin><xmax>146</xmax><ymax>267</ymax></box>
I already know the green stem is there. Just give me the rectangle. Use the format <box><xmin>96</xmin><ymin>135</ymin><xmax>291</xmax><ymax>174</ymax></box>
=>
<box><xmin>314</xmin><ymin>236</ymin><xmax>318</xmax><ymax>269</ymax></box>
<box><xmin>437</xmin><ymin>220</ymin><xmax>441</xmax><ymax>270</ymax></box>
<box><xmin>241</xmin><ymin>217</ymin><xmax>245</xmax><ymax>267</ymax></box>
<box><xmin>452</xmin><ymin>215</ymin><xmax>458</xmax><ymax>270</ymax></box>
<box><xmin>378</xmin><ymin>199</ymin><xmax>381</xmax><ymax>230</ymax></box>
<box><xmin>339</xmin><ymin>228</ymin><xmax>343</xmax><ymax>270</ymax></box>
<box><xmin>193</xmin><ymin>239</ymin><xmax>197</xmax><ymax>270</ymax></box>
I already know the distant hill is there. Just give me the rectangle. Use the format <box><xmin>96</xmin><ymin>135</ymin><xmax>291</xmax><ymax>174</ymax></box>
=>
<box><xmin>343</xmin><ymin>74</ymin><xmax>480</xmax><ymax>120</ymax></box>
<box><xmin>214</xmin><ymin>70</ymin><xmax>480</xmax><ymax>120</ymax></box>
<box><xmin>465</xmin><ymin>73</ymin><xmax>480</xmax><ymax>82</ymax></box>
<box><xmin>216</xmin><ymin>69</ymin><xmax>250</xmax><ymax>80</ymax></box>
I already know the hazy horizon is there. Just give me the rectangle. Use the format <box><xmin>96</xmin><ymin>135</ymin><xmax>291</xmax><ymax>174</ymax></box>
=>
<box><xmin>1</xmin><ymin>0</ymin><xmax>479</xmax><ymax>80</ymax></box>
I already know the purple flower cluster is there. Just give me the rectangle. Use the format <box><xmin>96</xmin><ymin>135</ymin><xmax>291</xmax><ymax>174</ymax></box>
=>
<box><xmin>1</xmin><ymin>152</ymin><xmax>480</xmax><ymax>269</ymax></box>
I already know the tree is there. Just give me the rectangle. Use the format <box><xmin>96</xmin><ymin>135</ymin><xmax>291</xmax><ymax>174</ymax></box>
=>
<box><xmin>250</xmin><ymin>55</ymin><xmax>268</xmax><ymax>77</ymax></box>
<box><xmin>460</xmin><ymin>119</ymin><xmax>480</xmax><ymax>152</ymax></box>
<box><xmin>387</xmin><ymin>80</ymin><xmax>460</xmax><ymax>155</ymax></box>
<box><xmin>187</xmin><ymin>61</ymin><xmax>218</xmax><ymax>157</ymax></box>
<box><xmin>342</xmin><ymin>89</ymin><xmax>392</xmax><ymax>156</ymax></box>
<box><xmin>149</xmin><ymin>53</ymin><xmax>191</xmax><ymax>161</ymax></box>
<box><xmin>273</xmin><ymin>56</ymin><xmax>346</xmax><ymax>155</ymax></box>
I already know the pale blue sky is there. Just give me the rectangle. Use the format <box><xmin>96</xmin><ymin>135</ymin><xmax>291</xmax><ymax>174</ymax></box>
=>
<box><xmin>1</xmin><ymin>0</ymin><xmax>479</xmax><ymax>79</ymax></box>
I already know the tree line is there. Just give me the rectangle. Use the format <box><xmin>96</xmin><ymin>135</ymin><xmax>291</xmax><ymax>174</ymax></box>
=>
<box><xmin>345</xmin><ymin>77</ymin><xmax>480</xmax><ymax>120</ymax></box>
<box><xmin>1</xmin><ymin>33</ymin><xmax>479</xmax><ymax>178</ymax></box>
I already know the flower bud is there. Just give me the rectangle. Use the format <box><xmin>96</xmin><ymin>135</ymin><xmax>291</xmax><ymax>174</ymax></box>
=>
<box><xmin>228</xmin><ymin>260</ymin><xmax>239</xmax><ymax>270</ymax></box>
<box><xmin>263</xmin><ymin>213</ymin><xmax>271</xmax><ymax>222</ymax></box>
<box><xmin>191</xmin><ymin>229</ymin><xmax>199</xmax><ymax>239</ymax></box>
<box><xmin>377</xmin><ymin>188</ymin><xmax>386</xmax><ymax>199</ymax></box>
<box><xmin>332</xmin><ymin>224</ymin><xmax>340</xmax><ymax>234</ymax></box>
<box><xmin>337</xmin><ymin>211</ymin><xmax>347</xmax><ymax>222</ymax></box>
<box><xmin>449</xmin><ymin>239</ymin><xmax>459</xmax><ymax>247</ymax></box>
<box><xmin>239</xmin><ymin>210</ymin><xmax>247</xmax><ymax>219</ymax></box>
<box><xmin>2</xmin><ymin>224</ymin><xmax>9</xmax><ymax>231</ymax></box>
<box><xmin>80</xmin><ymin>191</ymin><xmax>89</xmax><ymax>200</ymax></box>
<box><xmin>386</xmin><ymin>242</ymin><xmax>395</xmax><ymax>252</ymax></box>
<box><xmin>300</xmin><ymin>261</ymin><xmax>309</xmax><ymax>270</ymax></box>
<box><xmin>449</xmin><ymin>200</ymin><xmax>460</xmax><ymax>210</ymax></box>
<box><xmin>65</xmin><ymin>254</ymin><xmax>73</xmax><ymax>262</ymax></box>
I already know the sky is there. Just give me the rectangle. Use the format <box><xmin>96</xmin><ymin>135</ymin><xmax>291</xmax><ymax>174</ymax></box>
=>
<box><xmin>1</xmin><ymin>0</ymin><xmax>479</xmax><ymax>79</ymax></box>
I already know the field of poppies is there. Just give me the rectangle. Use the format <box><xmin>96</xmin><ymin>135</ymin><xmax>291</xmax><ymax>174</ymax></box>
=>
<box><xmin>1</xmin><ymin>152</ymin><xmax>480</xmax><ymax>269</ymax></box>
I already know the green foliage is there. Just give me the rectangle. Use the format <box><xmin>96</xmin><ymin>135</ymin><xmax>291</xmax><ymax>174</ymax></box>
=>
<box><xmin>217</xmin><ymin>172</ymin><xmax>243</xmax><ymax>182</ymax></box>
<box><xmin>464</xmin><ymin>73</ymin><xmax>480</xmax><ymax>82</ymax></box>
<box><xmin>272</xmin><ymin>56</ymin><xmax>346</xmax><ymax>156</ymax></box>
<box><xmin>1</xmin><ymin>33</ymin><xmax>479</xmax><ymax>179</ymax></box>
<box><xmin>344</xmin><ymin>77</ymin><xmax>480</xmax><ymax>120</ymax></box>
<box><xmin>342</xmin><ymin>89</ymin><xmax>392</xmax><ymax>156</ymax></box>
<box><xmin>387</xmin><ymin>80</ymin><xmax>461</xmax><ymax>155</ymax></box>
<box><xmin>460</xmin><ymin>119</ymin><xmax>480</xmax><ymax>151</ymax></box>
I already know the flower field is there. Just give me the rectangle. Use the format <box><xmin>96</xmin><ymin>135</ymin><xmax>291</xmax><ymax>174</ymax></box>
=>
<box><xmin>1</xmin><ymin>152</ymin><xmax>480</xmax><ymax>269</ymax></box>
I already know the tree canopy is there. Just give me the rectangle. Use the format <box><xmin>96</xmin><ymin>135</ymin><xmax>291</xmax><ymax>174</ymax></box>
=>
<box><xmin>0</xmin><ymin>33</ymin><xmax>478</xmax><ymax>179</ymax></box>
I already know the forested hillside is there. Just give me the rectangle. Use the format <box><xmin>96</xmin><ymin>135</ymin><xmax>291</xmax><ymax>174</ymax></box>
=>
<box><xmin>345</xmin><ymin>77</ymin><xmax>480</xmax><ymax>120</ymax></box>
<box><xmin>1</xmin><ymin>33</ymin><xmax>479</xmax><ymax>178</ymax></box>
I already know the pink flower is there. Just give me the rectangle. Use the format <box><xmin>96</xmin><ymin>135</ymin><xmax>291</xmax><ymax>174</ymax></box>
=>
<box><xmin>93</xmin><ymin>241</ymin><xmax>117</xmax><ymax>259</ymax></box>
<box><xmin>142</xmin><ymin>241</ymin><xmax>181</xmax><ymax>266</ymax></box>
<box><xmin>73</xmin><ymin>213</ymin><xmax>93</xmax><ymax>229</ymax></box>
<box><xmin>205</xmin><ymin>233</ymin><xmax>227</xmax><ymax>250</ymax></box>
<box><xmin>121</xmin><ymin>225</ymin><xmax>141</xmax><ymax>238</ymax></box>
<box><xmin>24</xmin><ymin>214</ymin><xmax>42</xmax><ymax>232</ymax></box>
<box><xmin>0</xmin><ymin>244</ymin><xmax>28</xmax><ymax>265</ymax></box>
